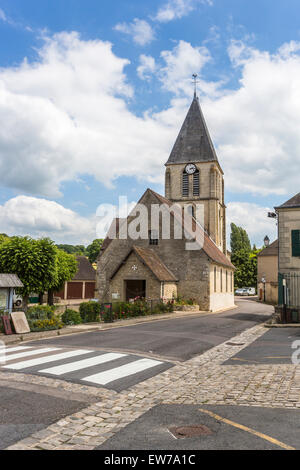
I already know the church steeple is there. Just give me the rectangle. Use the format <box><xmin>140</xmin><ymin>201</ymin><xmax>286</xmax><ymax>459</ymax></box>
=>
<box><xmin>165</xmin><ymin>95</ymin><xmax>220</xmax><ymax>167</ymax></box>
<box><xmin>164</xmin><ymin>93</ymin><xmax>226</xmax><ymax>254</ymax></box>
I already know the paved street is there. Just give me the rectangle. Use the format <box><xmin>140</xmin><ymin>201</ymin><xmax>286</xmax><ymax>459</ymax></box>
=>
<box><xmin>225</xmin><ymin>326</ymin><xmax>300</xmax><ymax>365</ymax></box>
<box><xmin>97</xmin><ymin>404</ymin><xmax>300</xmax><ymax>450</ymax></box>
<box><xmin>26</xmin><ymin>297</ymin><xmax>272</xmax><ymax>361</ymax></box>
<box><xmin>1</xmin><ymin>299</ymin><xmax>300</xmax><ymax>451</ymax></box>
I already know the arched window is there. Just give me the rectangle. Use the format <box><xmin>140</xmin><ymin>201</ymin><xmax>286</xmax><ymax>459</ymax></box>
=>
<box><xmin>193</xmin><ymin>169</ymin><xmax>200</xmax><ymax>196</ymax></box>
<box><xmin>182</xmin><ymin>170</ymin><xmax>189</xmax><ymax>197</ymax></box>
<box><xmin>187</xmin><ymin>204</ymin><xmax>195</xmax><ymax>218</ymax></box>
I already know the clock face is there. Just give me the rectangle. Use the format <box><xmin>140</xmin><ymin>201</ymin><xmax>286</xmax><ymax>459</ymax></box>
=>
<box><xmin>185</xmin><ymin>163</ymin><xmax>196</xmax><ymax>174</ymax></box>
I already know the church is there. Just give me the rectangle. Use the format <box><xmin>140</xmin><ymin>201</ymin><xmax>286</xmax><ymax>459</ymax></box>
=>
<box><xmin>96</xmin><ymin>93</ymin><xmax>235</xmax><ymax>312</ymax></box>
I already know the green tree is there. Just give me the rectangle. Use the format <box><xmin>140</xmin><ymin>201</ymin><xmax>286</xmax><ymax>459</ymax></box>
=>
<box><xmin>56</xmin><ymin>244</ymin><xmax>86</xmax><ymax>255</ymax></box>
<box><xmin>0</xmin><ymin>237</ymin><xmax>57</xmax><ymax>310</ymax></box>
<box><xmin>0</xmin><ymin>233</ymin><xmax>9</xmax><ymax>245</ymax></box>
<box><xmin>47</xmin><ymin>249</ymin><xmax>78</xmax><ymax>305</ymax></box>
<box><xmin>230</xmin><ymin>223</ymin><xmax>251</xmax><ymax>254</ymax></box>
<box><xmin>86</xmin><ymin>239</ymin><xmax>103</xmax><ymax>264</ymax></box>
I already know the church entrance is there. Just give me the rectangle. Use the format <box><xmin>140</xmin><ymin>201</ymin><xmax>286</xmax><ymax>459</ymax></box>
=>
<box><xmin>125</xmin><ymin>280</ymin><xmax>146</xmax><ymax>301</ymax></box>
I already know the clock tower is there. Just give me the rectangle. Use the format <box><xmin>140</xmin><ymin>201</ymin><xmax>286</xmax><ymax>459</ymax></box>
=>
<box><xmin>165</xmin><ymin>94</ymin><xmax>226</xmax><ymax>254</ymax></box>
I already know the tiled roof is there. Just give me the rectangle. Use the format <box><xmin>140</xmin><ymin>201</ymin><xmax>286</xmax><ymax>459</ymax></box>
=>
<box><xmin>72</xmin><ymin>256</ymin><xmax>96</xmax><ymax>281</ymax></box>
<box><xmin>110</xmin><ymin>246</ymin><xmax>178</xmax><ymax>282</ymax></box>
<box><xmin>133</xmin><ymin>246</ymin><xmax>177</xmax><ymax>282</ymax></box>
<box><xmin>257</xmin><ymin>239</ymin><xmax>279</xmax><ymax>257</ymax></box>
<box><xmin>166</xmin><ymin>96</ymin><xmax>219</xmax><ymax>166</ymax></box>
<box><xmin>149</xmin><ymin>189</ymin><xmax>235</xmax><ymax>269</ymax></box>
<box><xmin>276</xmin><ymin>193</ymin><xmax>300</xmax><ymax>209</ymax></box>
<box><xmin>0</xmin><ymin>274</ymin><xmax>23</xmax><ymax>288</ymax></box>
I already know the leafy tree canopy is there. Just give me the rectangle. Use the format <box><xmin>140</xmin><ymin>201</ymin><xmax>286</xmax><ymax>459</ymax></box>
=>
<box><xmin>50</xmin><ymin>248</ymin><xmax>78</xmax><ymax>292</ymax></box>
<box><xmin>230</xmin><ymin>223</ymin><xmax>251</xmax><ymax>254</ymax></box>
<box><xmin>56</xmin><ymin>244</ymin><xmax>86</xmax><ymax>255</ymax></box>
<box><xmin>0</xmin><ymin>236</ymin><xmax>57</xmax><ymax>301</ymax></box>
<box><xmin>86</xmin><ymin>239</ymin><xmax>103</xmax><ymax>264</ymax></box>
<box><xmin>230</xmin><ymin>224</ymin><xmax>263</xmax><ymax>288</ymax></box>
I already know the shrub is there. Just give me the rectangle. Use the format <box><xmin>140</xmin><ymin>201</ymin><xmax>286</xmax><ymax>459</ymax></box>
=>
<box><xmin>61</xmin><ymin>308</ymin><xmax>82</xmax><ymax>325</ymax></box>
<box><xmin>79</xmin><ymin>301</ymin><xmax>101</xmax><ymax>323</ymax></box>
<box><xmin>152</xmin><ymin>301</ymin><xmax>174</xmax><ymax>314</ymax></box>
<box><xmin>28</xmin><ymin>317</ymin><xmax>63</xmax><ymax>332</ymax></box>
<box><xmin>174</xmin><ymin>297</ymin><xmax>196</xmax><ymax>306</ymax></box>
<box><xmin>27</xmin><ymin>305</ymin><xmax>56</xmax><ymax>320</ymax></box>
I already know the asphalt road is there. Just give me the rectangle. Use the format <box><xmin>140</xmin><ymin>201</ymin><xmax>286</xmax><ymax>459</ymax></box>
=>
<box><xmin>225</xmin><ymin>326</ymin><xmax>300</xmax><ymax>365</ymax></box>
<box><xmin>28</xmin><ymin>298</ymin><xmax>273</xmax><ymax>362</ymax></box>
<box><xmin>97</xmin><ymin>404</ymin><xmax>300</xmax><ymax>450</ymax></box>
<box><xmin>0</xmin><ymin>383</ymin><xmax>94</xmax><ymax>449</ymax></box>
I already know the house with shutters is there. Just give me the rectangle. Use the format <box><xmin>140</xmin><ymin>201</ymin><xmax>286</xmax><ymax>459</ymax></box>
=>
<box><xmin>96</xmin><ymin>93</ymin><xmax>235</xmax><ymax>312</ymax></box>
<box><xmin>275</xmin><ymin>193</ymin><xmax>300</xmax><ymax>314</ymax></box>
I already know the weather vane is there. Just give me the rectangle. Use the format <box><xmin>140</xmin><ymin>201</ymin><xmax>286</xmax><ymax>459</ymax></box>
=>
<box><xmin>192</xmin><ymin>73</ymin><xmax>199</xmax><ymax>98</ymax></box>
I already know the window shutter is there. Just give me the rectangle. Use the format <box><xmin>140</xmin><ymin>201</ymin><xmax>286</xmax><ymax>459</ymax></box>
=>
<box><xmin>292</xmin><ymin>230</ymin><xmax>300</xmax><ymax>257</ymax></box>
<box><xmin>182</xmin><ymin>172</ymin><xmax>189</xmax><ymax>196</ymax></box>
<box><xmin>193</xmin><ymin>171</ymin><xmax>199</xmax><ymax>196</ymax></box>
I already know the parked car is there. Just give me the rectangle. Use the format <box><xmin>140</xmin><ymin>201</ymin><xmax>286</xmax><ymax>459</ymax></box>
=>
<box><xmin>235</xmin><ymin>288</ymin><xmax>248</xmax><ymax>296</ymax></box>
<box><xmin>244</xmin><ymin>287</ymin><xmax>256</xmax><ymax>296</ymax></box>
<box><xmin>235</xmin><ymin>287</ymin><xmax>256</xmax><ymax>296</ymax></box>
<box><xmin>13</xmin><ymin>291</ymin><xmax>23</xmax><ymax>307</ymax></box>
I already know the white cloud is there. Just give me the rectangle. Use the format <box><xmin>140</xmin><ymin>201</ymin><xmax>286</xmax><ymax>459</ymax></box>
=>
<box><xmin>114</xmin><ymin>18</ymin><xmax>155</xmax><ymax>46</ymax></box>
<box><xmin>137</xmin><ymin>54</ymin><xmax>156</xmax><ymax>80</ymax></box>
<box><xmin>0</xmin><ymin>32</ymin><xmax>177</xmax><ymax>197</ymax></box>
<box><xmin>0</xmin><ymin>196</ymin><xmax>96</xmax><ymax>244</ymax></box>
<box><xmin>0</xmin><ymin>8</ymin><xmax>7</xmax><ymax>22</ymax></box>
<box><xmin>2</xmin><ymin>32</ymin><xmax>300</xmax><ymax>216</ymax></box>
<box><xmin>154</xmin><ymin>0</ymin><xmax>213</xmax><ymax>23</ymax></box>
<box><xmin>227</xmin><ymin>202</ymin><xmax>277</xmax><ymax>248</ymax></box>
<box><xmin>159</xmin><ymin>40</ymin><xmax>216</xmax><ymax>96</ymax></box>
<box><xmin>202</xmin><ymin>39</ymin><xmax>300</xmax><ymax>196</ymax></box>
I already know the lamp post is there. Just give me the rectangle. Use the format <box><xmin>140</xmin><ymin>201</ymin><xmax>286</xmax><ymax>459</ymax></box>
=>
<box><xmin>264</xmin><ymin>235</ymin><xmax>270</xmax><ymax>247</ymax></box>
<box><xmin>261</xmin><ymin>276</ymin><xmax>266</xmax><ymax>303</ymax></box>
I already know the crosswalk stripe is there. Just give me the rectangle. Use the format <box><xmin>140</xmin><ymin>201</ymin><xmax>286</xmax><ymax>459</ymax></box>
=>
<box><xmin>82</xmin><ymin>358</ymin><xmax>163</xmax><ymax>385</ymax></box>
<box><xmin>2</xmin><ymin>349</ymin><xmax>92</xmax><ymax>370</ymax></box>
<box><xmin>2</xmin><ymin>347</ymin><xmax>59</xmax><ymax>362</ymax></box>
<box><xmin>39</xmin><ymin>353</ymin><xmax>127</xmax><ymax>376</ymax></box>
<box><xmin>1</xmin><ymin>346</ymin><xmax>33</xmax><ymax>354</ymax></box>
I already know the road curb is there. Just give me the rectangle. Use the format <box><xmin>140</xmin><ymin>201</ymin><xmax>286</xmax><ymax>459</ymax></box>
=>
<box><xmin>264</xmin><ymin>322</ymin><xmax>300</xmax><ymax>328</ymax></box>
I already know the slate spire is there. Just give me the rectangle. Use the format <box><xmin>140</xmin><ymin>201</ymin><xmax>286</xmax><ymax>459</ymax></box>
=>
<box><xmin>166</xmin><ymin>95</ymin><xmax>219</xmax><ymax>165</ymax></box>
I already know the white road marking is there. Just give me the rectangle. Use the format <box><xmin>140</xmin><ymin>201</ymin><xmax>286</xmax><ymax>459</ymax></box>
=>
<box><xmin>3</xmin><ymin>349</ymin><xmax>91</xmax><ymax>370</ymax></box>
<box><xmin>82</xmin><ymin>358</ymin><xmax>163</xmax><ymax>385</ymax></box>
<box><xmin>39</xmin><ymin>353</ymin><xmax>127</xmax><ymax>376</ymax></box>
<box><xmin>2</xmin><ymin>347</ymin><xmax>59</xmax><ymax>362</ymax></box>
<box><xmin>2</xmin><ymin>346</ymin><xmax>33</xmax><ymax>354</ymax></box>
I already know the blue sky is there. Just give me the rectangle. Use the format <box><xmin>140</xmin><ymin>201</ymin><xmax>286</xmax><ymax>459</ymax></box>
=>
<box><xmin>1</xmin><ymin>0</ymin><xmax>300</xmax><ymax>246</ymax></box>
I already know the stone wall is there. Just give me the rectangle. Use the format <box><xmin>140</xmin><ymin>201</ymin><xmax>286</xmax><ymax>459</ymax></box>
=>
<box><xmin>109</xmin><ymin>252</ymin><xmax>161</xmax><ymax>301</ymax></box>
<box><xmin>165</xmin><ymin>161</ymin><xmax>226</xmax><ymax>253</ymax></box>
